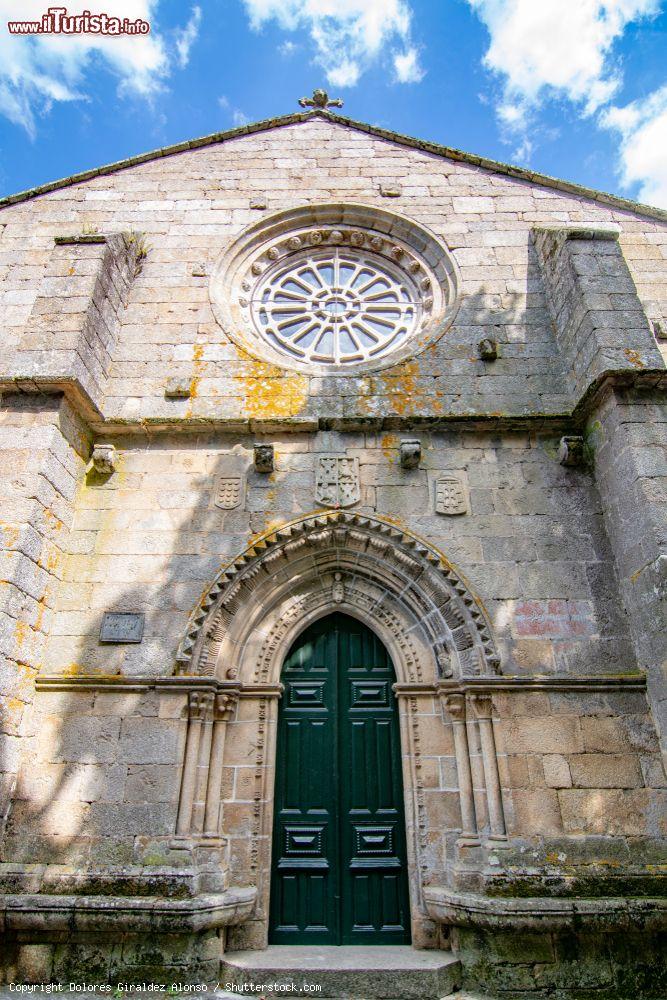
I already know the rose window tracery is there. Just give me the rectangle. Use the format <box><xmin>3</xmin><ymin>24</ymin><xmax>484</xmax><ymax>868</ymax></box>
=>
<box><xmin>210</xmin><ymin>204</ymin><xmax>460</xmax><ymax>374</ymax></box>
<box><xmin>251</xmin><ymin>248</ymin><xmax>420</xmax><ymax>365</ymax></box>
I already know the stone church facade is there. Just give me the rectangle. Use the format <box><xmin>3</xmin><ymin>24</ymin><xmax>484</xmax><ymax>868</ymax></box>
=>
<box><xmin>0</xmin><ymin>98</ymin><xmax>666</xmax><ymax>997</ymax></box>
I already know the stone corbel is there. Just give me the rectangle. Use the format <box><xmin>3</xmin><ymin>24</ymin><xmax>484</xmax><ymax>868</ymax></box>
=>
<box><xmin>92</xmin><ymin>443</ymin><xmax>116</xmax><ymax>474</ymax></box>
<box><xmin>469</xmin><ymin>694</ymin><xmax>507</xmax><ymax>843</ymax></box>
<box><xmin>441</xmin><ymin>693</ymin><xmax>479</xmax><ymax>845</ymax></box>
<box><xmin>400</xmin><ymin>439</ymin><xmax>421</xmax><ymax>469</ymax></box>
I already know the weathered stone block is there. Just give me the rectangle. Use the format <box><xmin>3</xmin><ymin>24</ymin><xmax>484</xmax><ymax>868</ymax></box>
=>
<box><xmin>502</xmin><ymin>717</ymin><xmax>584</xmax><ymax>754</ymax></box>
<box><xmin>118</xmin><ymin>718</ymin><xmax>182</xmax><ymax>764</ymax></box>
<box><xmin>559</xmin><ymin>788</ymin><xmax>654</xmax><ymax>835</ymax></box>
<box><xmin>568</xmin><ymin>752</ymin><xmax>643</xmax><ymax>788</ymax></box>
<box><xmin>543</xmin><ymin>754</ymin><xmax>572</xmax><ymax>788</ymax></box>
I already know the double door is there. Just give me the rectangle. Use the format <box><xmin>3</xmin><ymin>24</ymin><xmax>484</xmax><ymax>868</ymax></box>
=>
<box><xmin>269</xmin><ymin>613</ymin><xmax>411</xmax><ymax>944</ymax></box>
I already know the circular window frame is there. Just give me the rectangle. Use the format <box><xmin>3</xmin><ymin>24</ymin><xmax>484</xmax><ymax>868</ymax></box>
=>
<box><xmin>209</xmin><ymin>203</ymin><xmax>461</xmax><ymax>376</ymax></box>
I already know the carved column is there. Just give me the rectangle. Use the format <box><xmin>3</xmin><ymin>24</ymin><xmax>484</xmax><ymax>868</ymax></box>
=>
<box><xmin>175</xmin><ymin>691</ymin><xmax>207</xmax><ymax>837</ymax></box>
<box><xmin>203</xmin><ymin>691</ymin><xmax>239</xmax><ymax>837</ymax></box>
<box><xmin>441</xmin><ymin>693</ymin><xmax>478</xmax><ymax>843</ymax></box>
<box><xmin>192</xmin><ymin>692</ymin><xmax>215</xmax><ymax>834</ymax></box>
<box><xmin>469</xmin><ymin>694</ymin><xmax>506</xmax><ymax>841</ymax></box>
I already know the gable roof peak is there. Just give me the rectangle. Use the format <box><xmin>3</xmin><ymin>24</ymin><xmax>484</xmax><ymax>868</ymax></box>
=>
<box><xmin>1</xmin><ymin>104</ymin><xmax>666</xmax><ymax>224</ymax></box>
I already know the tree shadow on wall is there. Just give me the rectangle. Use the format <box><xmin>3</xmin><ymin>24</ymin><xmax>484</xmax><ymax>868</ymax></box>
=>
<box><xmin>1</xmin><ymin>438</ymin><xmax>307</xmax><ymax>899</ymax></box>
<box><xmin>0</xmin><ymin>266</ymin><xmax>572</xmax><ymax>885</ymax></box>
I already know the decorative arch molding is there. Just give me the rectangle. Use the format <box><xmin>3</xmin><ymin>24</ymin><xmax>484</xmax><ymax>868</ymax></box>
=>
<box><xmin>209</xmin><ymin>202</ymin><xmax>461</xmax><ymax>375</ymax></box>
<box><xmin>175</xmin><ymin>511</ymin><xmax>500</xmax><ymax>682</ymax></box>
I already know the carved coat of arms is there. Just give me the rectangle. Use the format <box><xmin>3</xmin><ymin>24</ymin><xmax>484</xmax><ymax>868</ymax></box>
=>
<box><xmin>316</xmin><ymin>455</ymin><xmax>360</xmax><ymax>508</ymax></box>
<box><xmin>215</xmin><ymin>475</ymin><xmax>243</xmax><ymax>510</ymax></box>
<box><xmin>435</xmin><ymin>474</ymin><xmax>469</xmax><ymax>516</ymax></box>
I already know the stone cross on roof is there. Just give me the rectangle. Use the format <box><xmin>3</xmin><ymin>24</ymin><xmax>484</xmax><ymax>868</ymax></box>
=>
<box><xmin>298</xmin><ymin>88</ymin><xmax>344</xmax><ymax>110</ymax></box>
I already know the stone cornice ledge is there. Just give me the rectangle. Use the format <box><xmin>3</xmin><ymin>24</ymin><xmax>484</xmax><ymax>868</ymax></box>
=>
<box><xmin>2</xmin><ymin>369</ymin><xmax>664</xmax><ymax>438</ymax></box>
<box><xmin>424</xmin><ymin>886</ymin><xmax>667</xmax><ymax>933</ymax></box>
<box><xmin>35</xmin><ymin>674</ymin><xmax>645</xmax><ymax>694</ymax></box>
<box><xmin>35</xmin><ymin>675</ymin><xmax>282</xmax><ymax>696</ymax></box>
<box><xmin>0</xmin><ymin>886</ymin><xmax>256</xmax><ymax>934</ymax></box>
<box><xmin>398</xmin><ymin>674</ymin><xmax>646</xmax><ymax>696</ymax></box>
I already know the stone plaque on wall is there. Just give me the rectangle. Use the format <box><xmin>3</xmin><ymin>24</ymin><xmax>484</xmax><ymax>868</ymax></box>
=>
<box><xmin>99</xmin><ymin>612</ymin><xmax>145</xmax><ymax>643</ymax></box>
<box><xmin>215</xmin><ymin>475</ymin><xmax>243</xmax><ymax>509</ymax></box>
<box><xmin>435</xmin><ymin>474</ymin><xmax>469</xmax><ymax>516</ymax></box>
<box><xmin>316</xmin><ymin>455</ymin><xmax>360</xmax><ymax>508</ymax></box>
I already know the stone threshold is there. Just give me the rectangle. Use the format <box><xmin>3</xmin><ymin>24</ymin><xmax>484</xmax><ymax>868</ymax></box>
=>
<box><xmin>222</xmin><ymin>945</ymin><xmax>462</xmax><ymax>1000</ymax></box>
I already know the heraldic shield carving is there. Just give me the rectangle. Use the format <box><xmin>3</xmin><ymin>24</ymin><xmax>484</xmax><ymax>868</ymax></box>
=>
<box><xmin>435</xmin><ymin>474</ymin><xmax>469</xmax><ymax>516</ymax></box>
<box><xmin>215</xmin><ymin>475</ymin><xmax>243</xmax><ymax>510</ymax></box>
<box><xmin>316</xmin><ymin>455</ymin><xmax>360</xmax><ymax>508</ymax></box>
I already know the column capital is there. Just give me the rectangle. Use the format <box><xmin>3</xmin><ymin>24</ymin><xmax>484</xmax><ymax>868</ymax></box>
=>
<box><xmin>441</xmin><ymin>692</ymin><xmax>466</xmax><ymax>721</ymax></box>
<box><xmin>215</xmin><ymin>691</ymin><xmax>238</xmax><ymax>721</ymax></box>
<box><xmin>468</xmin><ymin>693</ymin><xmax>494</xmax><ymax>720</ymax></box>
<box><xmin>188</xmin><ymin>690</ymin><xmax>214</xmax><ymax>720</ymax></box>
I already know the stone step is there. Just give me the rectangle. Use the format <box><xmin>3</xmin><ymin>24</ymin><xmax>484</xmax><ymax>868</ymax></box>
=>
<box><xmin>220</xmin><ymin>944</ymin><xmax>462</xmax><ymax>999</ymax></box>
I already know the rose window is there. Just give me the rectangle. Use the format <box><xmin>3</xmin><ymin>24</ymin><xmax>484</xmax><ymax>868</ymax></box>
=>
<box><xmin>251</xmin><ymin>249</ymin><xmax>420</xmax><ymax>365</ymax></box>
<box><xmin>210</xmin><ymin>205</ymin><xmax>460</xmax><ymax>375</ymax></box>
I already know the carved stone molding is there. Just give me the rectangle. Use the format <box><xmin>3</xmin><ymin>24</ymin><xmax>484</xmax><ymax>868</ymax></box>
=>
<box><xmin>315</xmin><ymin>454</ymin><xmax>360</xmax><ymax>508</ymax></box>
<box><xmin>435</xmin><ymin>474</ymin><xmax>469</xmax><ymax>516</ymax></box>
<box><xmin>175</xmin><ymin>511</ymin><xmax>500</xmax><ymax>682</ymax></box>
<box><xmin>209</xmin><ymin>202</ymin><xmax>461</xmax><ymax>375</ymax></box>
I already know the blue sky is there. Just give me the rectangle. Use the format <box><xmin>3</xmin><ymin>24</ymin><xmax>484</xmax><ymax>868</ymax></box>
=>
<box><xmin>0</xmin><ymin>0</ymin><xmax>666</xmax><ymax>207</ymax></box>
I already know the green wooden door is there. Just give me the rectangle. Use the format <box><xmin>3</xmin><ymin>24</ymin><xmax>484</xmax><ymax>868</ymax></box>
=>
<box><xmin>269</xmin><ymin>613</ymin><xmax>411</xmax><ymax>945</ymax></box>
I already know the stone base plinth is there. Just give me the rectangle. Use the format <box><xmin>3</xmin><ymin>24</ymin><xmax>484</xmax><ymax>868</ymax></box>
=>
<box><xmin>0</xmin><ymin>888</ymin><xmax>256</xmax><ymax>985</ymax></box>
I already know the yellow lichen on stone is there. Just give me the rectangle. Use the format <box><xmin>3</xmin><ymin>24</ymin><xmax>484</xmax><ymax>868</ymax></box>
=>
<box><xmin>14</xmin><ymin>619</ymin><xmax>28</xmax><ymax>647</ymax></box>
<box><xmin>624</xmin><ymin>348</ymin><xmax>644</xmax><ymax>369</ymax></box>
<box><xmin>62</xmin><ymin>662</ymin><xmax>84</xmax><ymax>676</ymax></box>
<box><xmin>380</xmin><ymin>434</ymin><xmax>397</xmax><ymax>461</ymax></box>
<box><xmin>371</xmin><ymin>359</ymin><xmax>437</xmax><ymax>416</ymax></box>
<box><xmin>242</xmin><ymin>360</ymin><xmax>308</xmax><ymax>419</ymax></box>
<box><xmin>0</xmin><ymin>522</ymin><xmax>20</xmax><ymax>548</ymax></box>
<box><xmin>186</xmin><ymin>343</ymin><xmax>205</xmax><ymax>410</ymax></box>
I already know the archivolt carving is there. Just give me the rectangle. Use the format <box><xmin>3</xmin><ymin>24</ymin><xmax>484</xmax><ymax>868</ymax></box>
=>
<box><xmin>176</xmin><ymin>511</ymin><xmax>500</xmax><ymax>681</ymax></box>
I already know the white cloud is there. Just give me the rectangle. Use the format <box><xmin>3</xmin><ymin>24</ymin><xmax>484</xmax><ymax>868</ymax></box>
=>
<box><xmin>601</xmin><ymin>85</ymin><xmax>667</xmax><ymax>207</ymax></box>
<box><xmin>175</xmin><ymin>6</ymin><xmax>202</xmax><ymax>69</ymax></box>
<box><xmin>393</xmin><ymin>47</ymin><xmax>424</xmax><ymax>84</ymax></box>
<box><xmin>278</xmin><ymin>39</ymin><xmax>297</xmax><ymax>56</ymax></box>
<box><xmin>218</xmin><ymin>94</ymin><xmax>250</xmax><ymax>127</ymax></box>
<box><xmin>465</xmin><ymin>0</ymin><xmax>667</xmax><ymax>206</ymax></box>
<box><xmin>467</xmin><ymin>0</ymin><xmax>659</xmax><ymax>116</ymax></box>
<box><xmin>512</xmin><ymin>136</ymin><xmax>534</xmax><ymax>164</ymax></box>
<box><xmin>242</xmin><ymin>0</ymin><xmax>423</xmax><ymax>88</ymax></box>
<box><xmin>0</xmin><ymin>1</ymin><xmax>198</xmax><ymax>137</ymax></box>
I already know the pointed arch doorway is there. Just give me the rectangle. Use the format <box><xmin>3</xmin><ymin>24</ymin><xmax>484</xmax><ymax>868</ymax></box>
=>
<box><xmin>268</xmin><ymin>612</ymin><xmax>411</xmax><ymax>945</ymax></box>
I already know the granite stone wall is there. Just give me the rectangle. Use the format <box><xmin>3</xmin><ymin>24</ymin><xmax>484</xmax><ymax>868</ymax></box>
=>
<box><xmin>0</xmin><ymin>395</ymin><xmax>88</xmax><ymax>836</ymax></box>
<box><xmin>0</xmin><ymin>117</ymin><xmax>664</xmax><ymax>425</ymax></box>
<box><xmin>37</xmin><ymin>428</ymin><xmax>635</xmax><ymax>679</ymax></box>
<box><xmin>0</xmin><ymin>113</ymin><xmax>665</xmax><ymax>994</ymax></box>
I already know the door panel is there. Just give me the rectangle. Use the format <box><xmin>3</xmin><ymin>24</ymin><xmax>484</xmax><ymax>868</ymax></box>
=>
<box><xmin>269</xmin><ymin>613</ymin><xmax>411</xmax><ymax>945</ymax></box>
